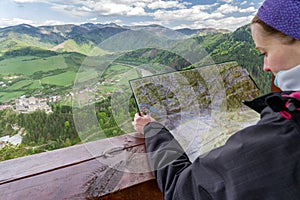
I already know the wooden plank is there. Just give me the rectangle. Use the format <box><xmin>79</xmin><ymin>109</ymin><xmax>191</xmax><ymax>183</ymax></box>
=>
<box><xmin>0</xmin><ymin>132</ymin><xmax>144</xmax><ymax>184</ymax></box>
<box><xmin>0</xmin><ymin>133</ymin><xmax>162</xmax><ymax>199</ymax></box>
<box><xmin>98</xmin><ymin>179</ymin><xmax>163</xmax><ymax>200</ymax></box>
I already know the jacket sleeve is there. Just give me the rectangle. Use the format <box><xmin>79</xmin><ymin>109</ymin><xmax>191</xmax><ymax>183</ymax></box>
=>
<box><xmin>144</xmin><ymin>108</ymin><xmax>300</xmax><ymax>200</ymax></box>
<box><xmin>144</xmin><ymin>122</ymin><xmax>214</xmax><ymax>200</ymax></box>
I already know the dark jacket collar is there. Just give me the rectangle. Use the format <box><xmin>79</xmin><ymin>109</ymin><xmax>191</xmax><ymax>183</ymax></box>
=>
<box><xmin>243</xmin><ymin>91</ymin><xmax>300</xmax><ymax>114</ymax></box>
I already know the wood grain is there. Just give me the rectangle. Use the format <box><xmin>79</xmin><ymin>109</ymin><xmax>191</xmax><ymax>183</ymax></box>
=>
<box><xmin>0</xmin><ymin>133</ymin><xmax>162</xmax><ymax>200</ymax></box>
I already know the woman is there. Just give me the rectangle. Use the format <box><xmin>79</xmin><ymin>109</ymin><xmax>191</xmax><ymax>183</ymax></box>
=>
<box><xmin>133</xmin><ymin>0</ymin><xmax>300</xmax><ymax>199</ymax></box>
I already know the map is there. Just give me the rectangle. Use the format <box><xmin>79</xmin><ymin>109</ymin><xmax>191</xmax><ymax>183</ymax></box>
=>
<box><xmin>129</xmin><ymin>62</ymin><xmax>262</xmax><ymax>161</ymax></box>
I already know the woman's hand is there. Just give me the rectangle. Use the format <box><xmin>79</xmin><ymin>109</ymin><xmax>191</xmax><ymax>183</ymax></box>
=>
<box><xmin>133</xmin><ymin>113</ymin><xmax>156</xmax><ymax>134</ymax></box>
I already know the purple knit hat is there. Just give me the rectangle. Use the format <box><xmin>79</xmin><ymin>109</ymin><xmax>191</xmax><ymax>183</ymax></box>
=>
<box><xmin>257</xmin><ymin>0</ymin><xmax>300</xmax><ymax>41</ymax></box>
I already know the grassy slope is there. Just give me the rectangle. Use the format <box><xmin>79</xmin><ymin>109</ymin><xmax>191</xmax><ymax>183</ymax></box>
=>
<box><xmin>53</xmin><ymin>39</ymin><xmax>108</xmax><ymax>56</ymax></box>
<box><xmin>0</xmin><ymin>51</ymin><xmax>86</xmax><ymax>102</ymax></box>
<box><xmin>0</xmin><ymin>33</ymin><xmax>55</xmax><ymax>55</ymax></box>
<box><xmin>0</xmin><ymin>55</ymin><xmax>67</xmax><ymax>75</ymax></box>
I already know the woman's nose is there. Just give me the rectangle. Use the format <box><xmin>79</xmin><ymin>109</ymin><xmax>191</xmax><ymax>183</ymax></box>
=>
<box><xmin>263</xmin><ymin>56</ymin><xmax>271</xmax><ymax>72</ymax></box>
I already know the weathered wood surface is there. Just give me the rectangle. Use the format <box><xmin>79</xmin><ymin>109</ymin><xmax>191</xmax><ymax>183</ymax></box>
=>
<box><xmin>0</xmin><ymin>133</ymin><xmax>163</xmax><ymax>200</ymax></box>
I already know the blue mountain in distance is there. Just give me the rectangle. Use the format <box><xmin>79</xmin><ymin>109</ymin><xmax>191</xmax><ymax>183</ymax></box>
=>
<box><xmin>176</xmin><ymin>27</ymin><xmax>231</xmax><ymax>36</ymax></box>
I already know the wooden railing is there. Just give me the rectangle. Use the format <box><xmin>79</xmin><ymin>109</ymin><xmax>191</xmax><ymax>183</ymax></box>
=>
<box><xmin>0</xmin><ymin>133</ymin><xmax>163</xmax><ymax>200</ymax></box>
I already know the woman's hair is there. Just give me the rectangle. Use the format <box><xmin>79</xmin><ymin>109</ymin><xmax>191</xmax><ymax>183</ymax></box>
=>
<box><xmin>251</xmin><ymin>15</ymin><xmax>296</xmax><ymax>44</ymax></box>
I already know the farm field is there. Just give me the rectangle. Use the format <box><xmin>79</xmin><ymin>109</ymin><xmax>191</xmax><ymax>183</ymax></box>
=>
<box><xmin>0</xmin><ymin>53</ymin><xmax>86</xmax><ymax>102</ymax></box>
<box><xmin>42</xmin><ymin>71</ymin><xmax>77</xmax><ymax>86</ymax></box>
<box><xmin>0</xmin><ymin>52</ymin><xmax>142</xmax><ymax>104</ymax></box>
<box><xmin>0</xmin><ymin>55</ymin><xmax>68</xmax><ymax>76</ymax></box>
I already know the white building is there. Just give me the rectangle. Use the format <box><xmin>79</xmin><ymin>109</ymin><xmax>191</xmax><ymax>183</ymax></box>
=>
<box><xmin>15</xmin><ymin>96</ymin><xmax>52</xmax><ymax>113</ymax></box>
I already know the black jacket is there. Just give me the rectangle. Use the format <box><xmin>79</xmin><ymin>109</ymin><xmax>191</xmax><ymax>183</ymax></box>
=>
<box><xmin>144</xmin><ymin>92</ymin><xmax>300</xmax><ymax>200</ymax></box>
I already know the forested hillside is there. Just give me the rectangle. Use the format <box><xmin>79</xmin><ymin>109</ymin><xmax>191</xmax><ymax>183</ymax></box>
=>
<box><xmin>115</xmin><ymin>24</ymin><xmax>270</xmax><ymax>93</ymax></box>
<box><xmin>0</xmin><ymin>96</ymin><xmax>137</xmax><ymax>161</ymax></box>
<box><xmin>201</xmin><ymin>25</ymin><xmax>271</xmax><ymax>93</ymax></box>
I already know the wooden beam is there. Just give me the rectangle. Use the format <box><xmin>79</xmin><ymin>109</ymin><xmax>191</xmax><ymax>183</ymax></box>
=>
<box><xmin>0</xmin><ymin>133</ymin><xmax>163</xmax><ymax>199</ymax></box>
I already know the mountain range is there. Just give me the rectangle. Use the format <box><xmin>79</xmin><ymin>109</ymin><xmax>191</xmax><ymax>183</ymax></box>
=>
<box><xmin>0</xmin><ymin>23</ymin><xmax>230</xmax><ymax>56</ymax></box>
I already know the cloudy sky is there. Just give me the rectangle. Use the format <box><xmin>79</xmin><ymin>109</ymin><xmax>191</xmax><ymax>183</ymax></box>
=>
<box><xmin>0</xmin><ymin>0</ymin><xmax>264</xmax><ymax>31</ymax></box>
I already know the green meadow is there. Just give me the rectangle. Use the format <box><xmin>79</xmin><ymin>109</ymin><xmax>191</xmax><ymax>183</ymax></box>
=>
<box><xmin>0</xmin><ymin>55</ymin><xmax>68</xmax><ymax>76</ymax></box>
<box><xmin>8</xmin><ymin>80</ymin><xmax>41</xmax><ymax>90</ymax></box>
<box><xmin>0</xmin><ymin>51</ymin><xmax>141</xmax><ymax>103</ymax></box>
<box><xmin>0</xmin><ymin>91</ymin><xmax>25</xmax><ymax>102</ymax></box>
<box><xmin>0</xmin><ymin>53</ymin><xmax>85</xmax><ymax>102</ymax></box>
<box><xmin>99</xmin><ymin>64</ymin><xmax>140</xmax><ymax>91</ymax></box>
<box><xmin>42</xmin><ymin>71</ymin><xmax>77</xmax><ymax>86</ymax></box>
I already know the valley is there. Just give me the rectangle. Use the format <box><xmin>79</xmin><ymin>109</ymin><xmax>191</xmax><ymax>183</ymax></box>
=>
<box><xmin>0</xmin><ymin>22</ymin><xmax>269</xmax><ymax>161</ymax></box>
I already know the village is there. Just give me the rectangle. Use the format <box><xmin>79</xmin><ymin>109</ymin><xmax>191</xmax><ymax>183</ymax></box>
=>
<box><xmin>14</xmin><ymin>96</ymin><xmax>53</xmax><ymax>113</ymax></box>
<box><xmin>0</xmin><ymin>81</ymin><xmax>115</xmax><ymax>149</ymax></box>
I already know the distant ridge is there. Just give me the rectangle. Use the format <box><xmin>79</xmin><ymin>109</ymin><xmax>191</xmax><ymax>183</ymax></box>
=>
<box><xmin>175</xmin><ymin>27</ymin><xmax>231</xmax><ymax>36</ymax></box>
<box><xmin>0</xmin><ymin>23</ymin><xmax>231</xmax><ymax>56</ymax></box>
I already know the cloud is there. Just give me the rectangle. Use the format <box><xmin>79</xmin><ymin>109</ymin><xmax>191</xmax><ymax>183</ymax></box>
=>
<box><xmin>0</xmin><ymin>17</ymin><xmax>75</xmax><ymax>27</ymax></box>
<box><xmin>147</xmin><ymin>0</ymin><xmax>187</xmax><ymax>9</ymax></box>
<box><xmin>13</xmin><ymin>0</ymin><xmax>40</xmax><ymax>2</ymax></box>
<box><xmin>13</xmin><ymin>0</ymin><xmax>87</xmax><ymax>3</ymax></box>
<box><xmin>241</xmin><ymin>1</ymin><xmax>247</xmax><ymax>5</ymax></box>
<box><xmin>92</xmin><ymin>3</ymin><xmax>147</xmax><ymax>16</ymax></box>
<box><xmin>42</xmin><ymin>20</ymin><xmax>71</xmax><ymax>26</ymax></box>
<box><xmin>216</xmin><ymin>4</ymin><xmax>239</xmax><ymax>14</ymax></box>
<box><xmin>39</xmin><ymin>1</ymin><xmax>148</xmax><ymax>17</ymax></box>
<box><xmin>48</xmin><ymin>2</ymin><xmax>145</xmax><ymax>17</ymax></box>
<box><xmin>131</xmin><ymin>20</ymin><xmax>164</xmax><ymax>26</ymax></box>
<box><xmin>173</xmin><ymin>10</ymin><xmax>255</xmax><ymax>31</ymax></box>
<box><xmin>203</xmin><ymin>15</ymin><xmax>254</xmax><ymax>31</ymax></box>
<box><xmin>12</xmin><ymin>0</ymin><xmax>191</xmax><ymax>17</ymax></box>
<box><xmin>0</xmin><ymin>17</ymin><xmax>34</xmax><ymax>27</ymax></box>
<box><xmin>11</xmin><ymin>0</ymin><xmax>255</xmax><ymax>18</ymax></box>
<box><xmin>13</xmin><ymin>0</ymin><xmax>55</xmax><ymax>3</ymax></box>
<box><xmin>49</xmin><ymin>4</ymin><xmax>90</xmax><ymax>17</ymax></box>
<box><xmin>240</xmin><ymin>6</ymin><xmax>256</xmax><ymax>13</ymax></box>
<box><xmin>7</xmin><ymin>0</ymin><xmax>260</xmax><ymax>31</ymax></box>
<box><xmin>192</xmin><ymin>3</ymin><xmax>219</xmax><ymax>11</ymax></box>
<box><xmin>152</xmin><ymin>4</ymin><xmax>224</xmax><ymax>23</ymax></box>
<box><xmin>218</xmin><ymin>0</ymin><xmax>233</xmax><ymax>3</ymax></box>
<box><xmin>215</xmin><ymin>3</ymin><xmax>256</xmax><ymax>14</ymax></box>
<box><xmin>102</xmin><ymin>19</ymin><xmax>124</xmax><ymax>25</ymax></box>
